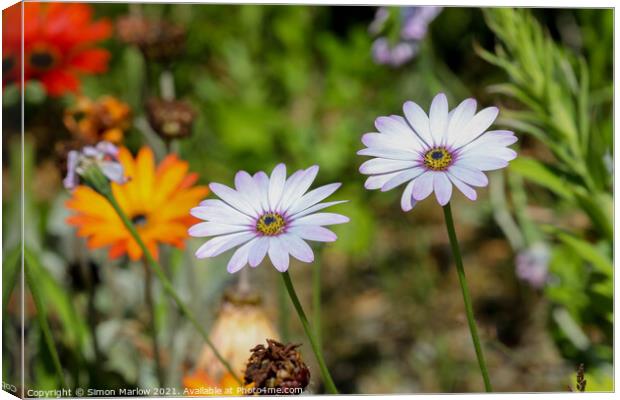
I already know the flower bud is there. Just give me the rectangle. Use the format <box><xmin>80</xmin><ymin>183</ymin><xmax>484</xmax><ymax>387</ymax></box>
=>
<box><xmin>63</xmin><ymin>141</ymin><xmax>126</xmax><ymax>192</ymax></box>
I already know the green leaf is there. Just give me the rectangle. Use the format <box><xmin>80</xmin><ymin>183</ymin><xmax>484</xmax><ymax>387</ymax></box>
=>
<box><xmin>2</xmin><ymin>246</ymin><xmax>21</xmax><ymax>315</ymax></box>
<box><xmin>509</xmin><ymin>157</ymin><xmax>574</xmax><ymax>200</ymax></box>
<box><xmin>23</xmin><ymin>248</ymin><xmax>89</xmax><ymax>352</ymax></box>
<box><xmin>24</xmin><ymin>248</ymin><xmax>67</xmax><ymax>388</ymax></box>
<box><xmin>544</xmin><ymin>228</ymin><xmax>612</xmax><ymax>277</ymax></box>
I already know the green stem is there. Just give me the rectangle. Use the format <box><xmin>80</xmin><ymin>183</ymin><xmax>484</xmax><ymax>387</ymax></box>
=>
<box><xmin>442</xmin><ymin>203</ymin><xmax>493</xmax><ymax>392</ymax></box>
<box><xmin>281</xmin><ymin>272</ymin><xmax>338</xmax><ymax>394</ymax></box>
<box><xmin>103</xmin><ymin>189</ymin><xmax>242</xmax><ymax>385</ymax></box>
<box><xmin>312</xmin><ymin>262</ymin><xmax>322</xmax><ymax>348</ymax></box>
<box><xmin>24</xmin><ymin>252</ymin><xmax>67</xmax><ymax>389</ymax></box>
<box><xmin>143</xmin><ymin>261</ymin><xmax>165</xmax><ymax>386</ymax></box>
<box><xmin>278</xmin><ymin>280</ymin><xmax>290</xmax><ymax>342</ymax></box>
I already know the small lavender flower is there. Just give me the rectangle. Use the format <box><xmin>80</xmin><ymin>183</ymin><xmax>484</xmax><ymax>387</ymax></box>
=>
<box><xmin>515</xmin><ymin>243</ymin><xmax>550</xmax><ymax>288</ymax></box>
<box><xmin>400</xmin><ymin>7</ymin><xmax>443</xmax><ymax>41</ymax></box>
<box><xmin>372</xmin><ymin>38</ymin><xmax>418</xmax><ymax>68</ymax></box>
<box><xmin>63</xmin><ymin>141</ymin><xmax>126</xmax><ymax>190</ymax></box>
<box><xmin>369</xmin><ymin>6</ymin><xmax>442</xmax><ymax>67</ymax></box>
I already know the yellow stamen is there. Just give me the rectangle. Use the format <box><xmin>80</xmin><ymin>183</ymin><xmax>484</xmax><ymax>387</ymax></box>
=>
<box><xmin>424</xmin><ymin>147</ymin><xmax>452</xmax><ymax>170</ymax></box>
<box><xmin>256</xmin><ymin>213</ymin><xmax>286</xmax><ymax>236</ymax></box>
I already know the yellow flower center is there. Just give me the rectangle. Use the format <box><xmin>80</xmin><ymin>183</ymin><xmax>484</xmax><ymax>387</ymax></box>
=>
<box><xmin>256</xmin><ymin>213</ymin><xmax>286</xmax><ymax>236</ymax></box>
<box><xmin>424</xmin><ymin>147</ymin><xmax>453</xmax><ymax>171</ymax></box>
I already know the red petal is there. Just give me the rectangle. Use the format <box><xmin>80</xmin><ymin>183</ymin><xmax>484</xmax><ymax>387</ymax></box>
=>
<box><xmin>39</xmin><ymin>69</ymin><xmax>79</xmax><ymax>96</ymax></box>
<box><xmin>69</xmin><ymin>48</ymin><xmax>110</xmax><ymax>73</ymax></box>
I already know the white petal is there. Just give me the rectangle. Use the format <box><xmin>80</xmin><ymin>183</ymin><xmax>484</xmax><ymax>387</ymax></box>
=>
<box><xmin>400</xmin><ymin>179</ymin><xmax>416</xmax><ymax>212</ymax></box>
<box><xmin>227</xmin><ymin>239</ymin><xmax>256</xmax><ymax>273</ymax></box>
<box><xmin>268</xmin><ymin>163</ymin><xmax>287</xmax><ymax>210</ymax></box>
<box><xmin>458</xmin><ymin>156</ymin><xmax>509</xmax><ymax>171</ymax></box>
<box><xmin>361</xmin><ymin>133</ymin><xmax>421</xmax><ymax>153</ymax></box>
<box><xmin>448</xmin><ymin>173</ymin><xmax>477</xmax><ymax>201</ymax></box>
<box><xmin>209</xmin><ymin>182</ymin><xmax>256</xmax><ymax>216</ymax></box>
<box><xmin>453</xmin><ymin>107</ymin><xmax>499</xmax><ymax>148</ymax></box>
<box><xmin>288</xmin><ymin>183</ymin><xmax>342</xmax><ymax>215</ymax></box>
<box><xmin>359</xmin><ymin>159</ymin><xmax>418</xmax><ymax>175</ymax></box>
<box><xmin>188</xmin><ymin>222</ymin><xmax>249</xmax><ymax>237</ymax></box>
<box><xmin>190</xmin><ymin>204</ymin><xmax>254</xmax><ymax>225</ymax></box>
<box><xmin>288</xmin><ymin>225</ymin><xmax>337</xmax><ymax>242</ymax></box>
<box><xmin>429</xmin><ymin>93</ymin><xmax>449</xmax><ymax>145</ymax></box>
<box><xmin>446</xmin><ymin>98</ymin><xmax>477</xmax><ymax>146</ymax></box>
<box><xmin>195</xmin><ymin>232</ymin><xmax>255</xmax><ymax>259</ymax></box>
<box><xmin>403</xmin><ymin>100</ymin><xmax>433</xmax><ymax>146</ymax></box>
<box><xmin>448</xmin><ymin>165</ymin><xmax>488</xmax><ymax>187</ymax></box>
<box><xmin>100</xmin><ymin>161</ymin><xmax>125</xmax><ymax>184</ymax></box>
<box><xmin>364</xmin><ymin>171</ymin><xmax>401</xmax><ymax>190</ymax></box>
<box><xmin>291</xmin><ymin>212</ymin><xmax>349</xmax><ymax>226</ymax></box>
<box><xmin>253</xmin><ymin>171</ymin><xmax>271</xmax><ymax>212</ymax></box>
<box><xmin>248</xmin><ymin>237</ymin><xmax>270</xmax><ymax>267</ymax></box>
<box><xmin>234</xmin><ymin>171</ymin><xmax>263</xmax><ymax>214</ymax></box>
<box><xmin>280</xmin><ymin>166</ymin><xmax>319</xmax><ymax>212</ymax></box>
<box><xmin>280</xmin><ymin>234</ymin><xmax>314</xmax><ymax>263</ymax></box>
<box><xmin>375</xmin><ymin>116</ymin><xmax>425</xmax><ymax>150</ymax></box>
<box><xmin>291</xmin><ymin>200</ymin><xmax>348</xmax><ymax>219</ymax></box>
<box><xmin>381</xmin><ymin>167</ymin><xmax>425</xmax><ymax>192</ymax></box>
<box><xmin>268</xmin><ymin>237</ymin><xmax>290</xmax><ymax>272</ymax></box>
<box><xmin>460</xmin><ymin>146</ymin><xmax>517</xmax><ymax>162</ymax></box>
<box><xmin>433</xmin><ymin>172</ymin><xmax>453</xmax><ymax>206</ymax></box>
<box><xmin>357</xmin><ymin>147</ymin><xmax>419</xmax><ymax>161</ymax></box>
<box><xmin>461</xmin><ymin>130</ymin><xmax>517</xmax><ymax>149</ymax></box>
<box><xmin>411</xmin><ymin>172</ymin><xmax>434</xmax><ymax>201</ymax></box>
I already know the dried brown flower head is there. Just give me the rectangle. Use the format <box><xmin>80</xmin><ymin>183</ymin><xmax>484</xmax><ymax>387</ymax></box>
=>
<box><xmin>63</xmin><ymin>96</ymin><xmax>131</xmax><ymax>145</ymax></box>
<box><xmin>116</xmin><ymin>15</ymin><xmax>185</xmax><ymax>62</ymax></box>
<box><xmin>244</xmin><ymin>339</ymin><xmax>310</xmax><ymax>394</ymax></box>
<box><xmin>146</xmin><ymin>98</ymin><xmax>196</xmax><ymax>141</ymax></box>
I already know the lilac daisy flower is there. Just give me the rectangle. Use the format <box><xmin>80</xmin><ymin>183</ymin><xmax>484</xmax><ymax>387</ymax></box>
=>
<box><xmin>516</xmin><ymin>243</ymin><xmax>550</xmax><ymax>289</ymax></box>
<box><xmin>370</xmin><ymin>6</ymin><xmax>442</xmax><ymax>67</ymax></box>
<box><xmin>358</xmin><ymin>93</ymin><xmax>518</xmax><ymax>210</ymax></box>
<box><xmin>189</xmin><ymin>164</ymin><xmax>349</xmax><ymax>273</ymax></box>
<box><xmin>63</xmin><ymin>141</ymin><xmax>126</xmax><ymax>190</ymax></box>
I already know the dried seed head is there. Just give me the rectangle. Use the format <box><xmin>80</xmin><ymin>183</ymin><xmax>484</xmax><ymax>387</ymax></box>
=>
<box><xmin>576</xmin><ymin>363</ymin><xmax>586</xmax><ymax>392</ymax></box>
<box><xmin>244</xmin><ymin>339</ymin><xmax>310</xmax><ymax>394</ymax></box>
<box><xmin>146</xmin><ymin>98</ymin><xmax>196</xmax><ymax>140</ymax></box>
<box><xmin>116</xmin><ymin>16</ymin><xmax>185</xmax><ymax>62</ymax></box>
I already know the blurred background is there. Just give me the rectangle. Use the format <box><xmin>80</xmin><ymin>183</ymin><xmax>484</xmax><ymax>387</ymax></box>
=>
<box><xmin>2</xmin><ymin>3</ymin><xmax>613</xmax><ymax>394</ymax></box>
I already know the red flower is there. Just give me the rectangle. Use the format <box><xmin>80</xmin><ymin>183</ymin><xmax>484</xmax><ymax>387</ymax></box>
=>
<box><xmin>2</xmin><ymin>2</ymin><xmax>112</xmax><ymax>96</ymax></box>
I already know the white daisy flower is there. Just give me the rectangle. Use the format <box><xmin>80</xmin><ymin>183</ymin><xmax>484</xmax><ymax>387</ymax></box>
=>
<box><xmin>189</xmin><ymin>164</ymin><xmax>349</xmax><ymax>273</ymax></box>
<box><xmin>358</xmin><ymin>93</ymin><xmax>517</xmax><ymax>211</ymax></box>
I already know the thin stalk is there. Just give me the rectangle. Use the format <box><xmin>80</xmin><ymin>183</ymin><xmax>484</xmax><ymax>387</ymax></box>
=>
<box><xmin>103</xmin><ymin>190</ymin><xmax>242</xmax><ymax>385</ymax></box>
<box><xmin>143</xmin><ymin>260</ymin><xmax>165</xmax><ymax>386</ymax></box>
<box><xmin>312</xmin><ymin>262</ymin><xmax>322</xmax><ymax>348</ymax></box>
<box><xmin>76</xmin><ymin>239</ymin><xmax>103</xmax><ymax>364</ymax></box>
<box><xmin>278</xmin><ymin>280</ymin><xmax>290</xmax><ymax>342</ymax></box>
<box><xmin>23</xmin><ymin>254</ymin><xmax>67</xmax><ymax>388</ymax></box>
<box><xmin>281</xmin><ymin>272</ymin><xmax>338</xmax><ymax>394</ymax></box>
<box><xmin>442</xmin><ymin>203</ymin><xmax>492</xmax><ymax>392</ymax></box>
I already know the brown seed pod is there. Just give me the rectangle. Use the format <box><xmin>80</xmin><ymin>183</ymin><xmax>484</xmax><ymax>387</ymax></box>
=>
<box><xmin>116</xmin><ymin>15</ymin><xmax>185</xmax><ymax>62</ymax></box>
<box><xmin>244</xmin><ymin>339</ymin><xmax>310</xmax><ymax>395</ymax></box>
<box><xmin>146</xmin><ymin>98</ymin><xmax>196</xmax><ymax>141</ymax></box>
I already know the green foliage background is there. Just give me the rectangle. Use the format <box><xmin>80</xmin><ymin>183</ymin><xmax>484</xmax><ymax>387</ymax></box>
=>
<box><xmin>2</xmin><ymin>5</ymin><xmax>613</xmax><ymax>394</ymax></box>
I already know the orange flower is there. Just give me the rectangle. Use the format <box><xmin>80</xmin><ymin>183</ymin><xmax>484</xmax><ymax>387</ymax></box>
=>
<box><xmin>64</xmin><ymin>95</ymin><xmax>132</xmax><ymax>144</ymax></box>
<box><xmin>66</xmin><ymin>146</ymin><xmax>208</xmax><ymax>260</ymax></box>
<box><xmin>183</xmin><ymin>371</ymin><xmax>250</xmax><ymax>396</ymax></box>
<box><xmin>3</xmin><ymin>2</ymin><xmax>112</xmax><ymax>96</ymax></box>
